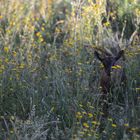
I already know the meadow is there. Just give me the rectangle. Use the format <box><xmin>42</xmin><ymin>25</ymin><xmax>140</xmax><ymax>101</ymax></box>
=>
<box><xmin>0</xmin><ymin>0</ymin><xmax>140</xmax><ymax>139</ymax></box>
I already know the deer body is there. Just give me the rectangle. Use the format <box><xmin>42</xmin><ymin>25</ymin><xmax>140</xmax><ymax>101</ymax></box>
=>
<box><xmin>100</xmin><ymin>70</ymin><xmax>111</xmax><ymax>95</ymax></box>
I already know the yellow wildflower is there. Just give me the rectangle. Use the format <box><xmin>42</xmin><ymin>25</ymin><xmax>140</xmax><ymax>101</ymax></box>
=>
<box><xmin>4</xmin><ymin>47</ymin><xmax>9</xmax><ymax>53</ymax></box>
<box><xmin>12</xmin><ymin>51</ymin><xmax>17</xmax><ymax>57</ymax></box>
<box><xmin>76</xmin><ymin>112</ymin><xmax>81</xmax><ymax>116</ymax></box>
<box><xmin>31</xmin><ymin>26</ymin><xmax>35</xmax><ymax>30</ymax></box>
<box><xmin>136</xmin><ymin>88</ymin><xmax>140</xmax><ymax>91</ymax></box>
<box><xmin>124</xmin><ymin>123</ymin><xmax>129</xmax><ymax>127</ymax></box>
<box><xmin>41</xmin><ymin>27</ymin><xmax>45</xmax><ymax>31</ymax></box>
<box><xmin>55</xmin><ymin>28</ymin><xmax>61</xmax><ymax>33</ymax></box>
<box><xmin>112</xmin><ymin>123</ymin><xmax>117</xmax><ymax>128</ymax></box>
<box><xmin>116</xmin><ymin>65</ymin><xmax>122</xmax><ymax>69</ymax></box>
<box><xmin>100</xmin><ymin>64</ymin><xmax>104</xmax><ymax>68</ymax></box>
<box><xmin>0</xmin><ymin>15</ymin><xmax>3</xmax><ymax>20</ymax></box>
<box><xmin>88</xmin><ymin>113</ymin><xmax>93</xmax><ymax>118</ymax></box>
<box><xmin>104</xmin><ymin>22</ymin><xmax>110</xmax><ymax>27</ymax></box>
<box><xmin>112</xmin><ymin>65</ymin><xmax>122</xmax><ymax>69</ymax></box>
<box><xmin>36</xmin><ymin>32</ymin><xmax>41</xmax><ymax>37</ymax></box>
<box><xmin>40</xmin><ymin>37</ymin><xmax>44</xmax><ymax>42</ymax></box>
<box><xmin>36</xmin><ymin>17</ymin><xmax>39</xmax><ymax>21</ymax></box>
<box><xmin>76</xmin><ymin>115</ymin><xmax>82</xmax><ymax>119</ymax></box>
<box><xmin>10</xmin><ymin>21</ymin><xmax>15</xmax><ymax>26</ymax></box>
<box><xmin>83</xmin><ymin>122</ymin><xmax>89</xmax><ymax>128</ymax></box>
<box><xmin>82</xmin><ymin>111</ymin><xmax>87</xmax><ymax>115</ymax></box>
<box><xmin>92</xmin><ymin>121</ymin><xmax>97</xmax><ymax>125</ymax></box>
<box><xmin>76</xmin><ymin>112</ymin><xmax>82</xmax><ymax>119</ymax></box>
<box><xmin>92</xmin><ymin>121</ymin><xmax>100</xmax><ymax>125</ymax></box>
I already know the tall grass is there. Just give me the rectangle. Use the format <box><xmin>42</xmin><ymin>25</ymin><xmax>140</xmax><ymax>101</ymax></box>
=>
<box><xmin>0</xmin><ymin>0</ymin><xmax>140</xmax><ymax>139</ymax></box>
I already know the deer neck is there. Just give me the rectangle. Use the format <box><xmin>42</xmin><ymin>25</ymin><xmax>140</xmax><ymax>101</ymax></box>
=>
<box><xmin>104</xmin><ymin>68</ymin><xmax>111</xmax><ymax>77</ymax></box>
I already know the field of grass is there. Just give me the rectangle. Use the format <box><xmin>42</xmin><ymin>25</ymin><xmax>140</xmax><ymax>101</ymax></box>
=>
<box><xmin>0</xmin><ymin>0</ymin><xmax>140</xmax><ymax>139</ymax></box>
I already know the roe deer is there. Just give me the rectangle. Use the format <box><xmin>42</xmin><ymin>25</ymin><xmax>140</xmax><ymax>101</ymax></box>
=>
<box><xmin>94</xmin><ymin>48</ymin><xmax>126</xmax><ymax>117</ymax></box>
<box><xmin>94</xmin><ymin>49</ymin><xmax>126</xmax><ymax>96</ymax></box>
<box><xmin>93</xmin><ymin>25</ymin><xmax>139</xmax><ymax>117</ymax></box>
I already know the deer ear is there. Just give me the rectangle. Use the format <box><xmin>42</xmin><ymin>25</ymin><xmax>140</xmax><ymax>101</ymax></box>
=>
<box><xmin>115</xmin><ymin>50</ymin><xmax>124</xmax><ymax>61</ymax></box>
<box><xmin>94</xmin><ymin>51</ymin><xmax>103</xmax><ymax>62</ymax></box>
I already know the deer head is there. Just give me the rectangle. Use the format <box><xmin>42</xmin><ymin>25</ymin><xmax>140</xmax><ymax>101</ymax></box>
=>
<box><xmin>94</xmin><ymin>50</ymin><xmax>124</xmax><ymax>75</ymax></box>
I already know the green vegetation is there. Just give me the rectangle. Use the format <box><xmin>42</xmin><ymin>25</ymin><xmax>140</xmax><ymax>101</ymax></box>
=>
<box><xmin>0</xmin><ymin>0</ymin><xmax>140</xmax><ymax>139</ymax></box>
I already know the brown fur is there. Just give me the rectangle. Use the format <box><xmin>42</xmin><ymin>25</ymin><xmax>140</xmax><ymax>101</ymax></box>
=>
<box><xmin>95</xmin><ymin>50</ymin><xmax>126</xmax><ymax>117</ymax></box>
